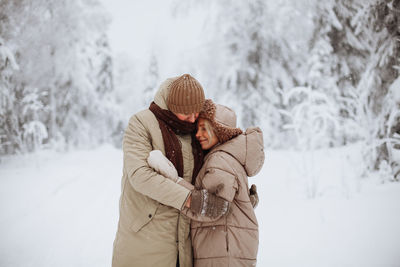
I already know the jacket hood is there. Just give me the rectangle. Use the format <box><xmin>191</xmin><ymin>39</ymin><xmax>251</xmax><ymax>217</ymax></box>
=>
<box><xmin>211</xmin><ymin>127</ymin><xmax>265</xmax><ymax>177</ymax></box>
<box><xmin>153</xmin><ymin>76</ymin><xmax>179</xmax><ymax>110</ymax></box>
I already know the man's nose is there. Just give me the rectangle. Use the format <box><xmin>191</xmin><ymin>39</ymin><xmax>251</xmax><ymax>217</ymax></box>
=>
<box><xmin>187</xmin><ymin>114</ymin><xmax>196</xmax><ymax>123</ymax></box>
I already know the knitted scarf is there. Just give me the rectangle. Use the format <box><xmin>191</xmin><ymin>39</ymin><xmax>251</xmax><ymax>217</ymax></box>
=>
<box><xmin>149</xmin><ymin>102</ymin><xmax>204</xmax><ymax>184</ymax></box>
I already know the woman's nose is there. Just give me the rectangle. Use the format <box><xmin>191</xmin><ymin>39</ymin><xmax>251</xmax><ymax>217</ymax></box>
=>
<box><xmin>195</xmin><ymin>129</ymin><xmax>201</xmax><ymax>139</ymax></box>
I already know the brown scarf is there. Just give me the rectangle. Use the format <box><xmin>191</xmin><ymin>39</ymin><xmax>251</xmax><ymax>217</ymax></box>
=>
<box><xmin>149</xmin><ymin>102</ymin><xmax>204</xmax><ymax>184</ymax></box>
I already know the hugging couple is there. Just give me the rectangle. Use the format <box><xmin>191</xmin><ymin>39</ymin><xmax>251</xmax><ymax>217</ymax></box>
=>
<box><xmin>112</xmin><ymin>74</ymin><xmax>265</xmax><ymax>267</ymax></box>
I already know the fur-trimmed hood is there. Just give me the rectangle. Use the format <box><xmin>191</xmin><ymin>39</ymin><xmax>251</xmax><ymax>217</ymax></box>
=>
<box><xmin>210</xmin><ymin>127</ymin><xmax>265</xmax><ymax>177</ymax></box>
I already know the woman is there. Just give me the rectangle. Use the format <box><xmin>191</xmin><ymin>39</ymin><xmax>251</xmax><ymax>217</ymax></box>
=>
<box><xmin>148</xmin><ymin>99</ymin><xmax>264</xmax><ymax>267</ymax></box>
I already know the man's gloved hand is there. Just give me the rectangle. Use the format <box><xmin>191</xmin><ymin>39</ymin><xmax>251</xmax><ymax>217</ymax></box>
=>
<box><xmin>147</xmin><ymin>150</ymin><xmax>195</xmax><ymax>190</ymax></box>
<box><xmin>190</xmin><ymin>185</ymin><xmax>230</xmax><ymax>219</ymax></box>
<box><xmin>147</xmin><ymin>150</ymin><xmax>179</xmax><ymax>182</ymax></box>
<box><xmin>249</xmin><ymin>184</ymin><xmax>259</xmax><ymax>209</ymax></box>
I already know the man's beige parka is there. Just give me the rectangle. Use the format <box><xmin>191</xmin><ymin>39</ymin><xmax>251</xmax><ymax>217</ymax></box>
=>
<box><xmin>112</xmin><ymin>78</ymin><xmax>195</xmax><ymax>267</ymax></box>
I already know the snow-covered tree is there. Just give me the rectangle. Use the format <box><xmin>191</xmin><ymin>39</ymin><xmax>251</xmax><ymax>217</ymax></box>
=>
<box><xmin>282</xmin><ymin>87</ymin><xmax>340</xmax><ymax>150</ymax></box>
<box><xmin>172</xmin><ymin>0</ymin><xmax>317</xmax><ymax>147</ymax></box>
<box><xmin>281</xmin><ymin>86</ymin><xmax>340</xmax><ymax>197</ymax></box>
<box><xmin>313</xmin><ymin>0</ymin><xmax>400</xmax><ymax>179</ymax></box>
<box><xmin>0</xmin><ymin>0</ymin><xmax>122</xmax><ymax>154</ymax></box>
<box><xmin>0</xmin><ymin>36</ymin><xmax>20</xmax><ymax>154</ymax></box>
<box><xmin>173</xmin><ymin>0</ymin><xmax>400</xmax><ymax>182</ymax></box>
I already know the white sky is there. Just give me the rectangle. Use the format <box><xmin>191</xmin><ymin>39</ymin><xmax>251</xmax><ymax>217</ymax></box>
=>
<box><xmin>100</xmin><ymin>0</ymin><xmax>207</xmax><ymax>78</ymax></box>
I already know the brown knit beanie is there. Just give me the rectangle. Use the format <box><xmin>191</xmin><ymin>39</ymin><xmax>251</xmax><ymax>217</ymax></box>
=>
<box><xmin>167</xmin><ymin>74</ymin><xmax>205</xmax><ymax>114</ymax></box>
<box><xmin>199</xmin><ymin>99</ymin><xmax>243</xmax><ymax>144</ymax></box>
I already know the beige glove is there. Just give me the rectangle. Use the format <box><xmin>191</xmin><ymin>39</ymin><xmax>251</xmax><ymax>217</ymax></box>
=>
<box><xmin>147</xmin><ymin>150</ymin><xmax>195</xmax><ymax>190</ymax></box>
<box><xmin>147</xmin><ymin>150</ymin><xmax>179</xmax><ymax>182</ymax></box>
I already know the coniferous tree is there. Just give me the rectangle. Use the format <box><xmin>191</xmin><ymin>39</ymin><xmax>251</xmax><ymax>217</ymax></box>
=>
<box><xmin>0</xmin><ymin>36</ymin><xmax>20</xmax><ymax>154</ymax></box>
<box><xmin>0</xmin><ymin>0</ymin><xmax>122</xmax><ymax>154</ymax></box>
<box><xmin>317</xmin><ymin>0</ymin><xmax>400</xmax><ymax>178</ymax></box>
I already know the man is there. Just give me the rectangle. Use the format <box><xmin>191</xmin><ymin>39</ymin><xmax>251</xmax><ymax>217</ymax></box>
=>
<box><xmin>112</xmin><ymin>74</ymin><xmax>229</xmax><ymax>267</ymax></box>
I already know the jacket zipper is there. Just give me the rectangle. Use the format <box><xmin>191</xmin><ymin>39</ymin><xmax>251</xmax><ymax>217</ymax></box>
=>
<box><xmin>225</xmin><ymin>216</ymin><xmax>229</xmax><ymax>252</ymax></box>
<box><xmin>176</xmin><ymin>213</ymin><xmax>180</xmax><ymax>247</ymax></box>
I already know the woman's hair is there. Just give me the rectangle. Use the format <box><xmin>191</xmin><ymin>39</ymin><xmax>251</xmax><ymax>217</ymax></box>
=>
<box><xmin>203</xmin><ymin>119</ymin><xmax>217</xmax><ymax>145</ymax></box>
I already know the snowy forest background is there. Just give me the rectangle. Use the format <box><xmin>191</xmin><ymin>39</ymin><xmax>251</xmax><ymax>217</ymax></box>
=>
<box><xmin>1</xmin><ymin>0</ymin><xmax>399</xmax><ymax>182</ymax></box>
<box><xmin>1</xmin><ymin>0</ymin><xmax>400</xmax><ymax>266</ymax></box>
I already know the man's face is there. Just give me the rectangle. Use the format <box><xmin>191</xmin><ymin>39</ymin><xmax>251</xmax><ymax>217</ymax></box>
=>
<box><xmin>174</xmin><ymin>112</ymin><xmax>199</xmax><ymax>123</ymax></box>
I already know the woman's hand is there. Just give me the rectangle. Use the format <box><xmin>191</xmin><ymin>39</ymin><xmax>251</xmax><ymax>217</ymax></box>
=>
<box><xmin>249</xmin><ymin>184</ymin><xmax>259</xmax><ymax>208</ymax></box>
<box><xmin>190</xmin><ymin>185</ymin><xmax>230</xmax><ymax>218</ymax></box>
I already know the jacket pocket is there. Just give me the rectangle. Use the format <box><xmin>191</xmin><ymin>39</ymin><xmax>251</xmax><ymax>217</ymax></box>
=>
<box><xmin>130</xmin><ymin>202</ymin><xmax>159</xmax><ymax>232</ymax></box>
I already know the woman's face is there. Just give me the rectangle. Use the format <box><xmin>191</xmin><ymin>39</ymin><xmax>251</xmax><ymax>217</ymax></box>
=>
<box><xmin>196</xmin><ymin>118</ymin><xmax>219</xmax><ymax>150</ymax></box>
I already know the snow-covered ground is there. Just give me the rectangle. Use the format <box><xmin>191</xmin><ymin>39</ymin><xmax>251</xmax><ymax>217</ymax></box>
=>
<box><xmin>1</xmin><ymin>144</ymin><xmax>400</xmax><ymax>267</ymax></box>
